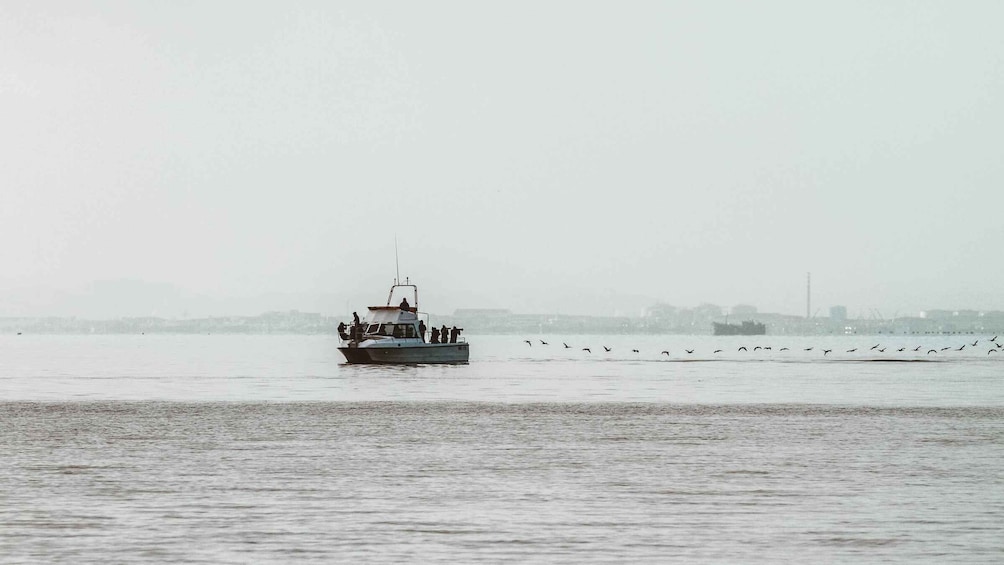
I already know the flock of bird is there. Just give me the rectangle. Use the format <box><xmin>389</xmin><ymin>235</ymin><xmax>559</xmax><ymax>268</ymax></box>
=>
<box><xmin>523</xmin><ymin>335</ymin><xmax>1004</xmax><ymax>356</ymax></box>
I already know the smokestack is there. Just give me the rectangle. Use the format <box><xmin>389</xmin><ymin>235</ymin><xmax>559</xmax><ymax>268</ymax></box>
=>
<box><xmin>806</xmin><ymin>272</ymin><xmax>811</xmax><ymax>319</ymax></box>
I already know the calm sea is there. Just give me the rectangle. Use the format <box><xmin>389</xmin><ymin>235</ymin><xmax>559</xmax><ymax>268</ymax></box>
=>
<box><xmin>1</xmin><ymin>334</ymin><xmax>1002</xmax><ymax>563</ymax></box>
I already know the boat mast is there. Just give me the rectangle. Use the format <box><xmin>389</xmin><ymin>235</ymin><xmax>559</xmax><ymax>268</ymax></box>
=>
<box><xmin>394</xmin><ymin>235</ymin><xmax>400</xmax><ymax>285</ymax></box>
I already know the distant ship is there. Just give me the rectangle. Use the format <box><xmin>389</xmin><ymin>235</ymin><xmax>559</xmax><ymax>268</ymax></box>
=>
<box><xmin>713</xmin><ymin>320</ymin><xmax>766</xmax><ymax>336</ymax></box>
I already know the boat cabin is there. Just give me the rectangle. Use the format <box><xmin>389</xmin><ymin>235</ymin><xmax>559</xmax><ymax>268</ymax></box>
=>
<box><xmin>359</xmin><ymin>307</ymin><xmax>422</xmax><ymax>340</ymax></box>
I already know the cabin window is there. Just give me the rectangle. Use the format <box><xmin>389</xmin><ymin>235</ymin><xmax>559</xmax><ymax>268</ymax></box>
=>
<box><xmin>393</xmin><ymin>325</ymin><xmax>404</xmax><ymax>338</ymax></box>
<box><xmin>405</xmin><ymin>325</ymin><xmax>415</xmax><ymax>338</ymax></box>
<box><xmin>367</xmin><ymin>324</ymin><xmax>380</xmax><ymax>334</ymax></box>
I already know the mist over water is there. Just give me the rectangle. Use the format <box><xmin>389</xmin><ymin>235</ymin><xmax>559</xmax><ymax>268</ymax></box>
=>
<box><xmin>2</xmin><ymin>335</ymin><xmax>1003</xmax><ymax>562</ymax></box>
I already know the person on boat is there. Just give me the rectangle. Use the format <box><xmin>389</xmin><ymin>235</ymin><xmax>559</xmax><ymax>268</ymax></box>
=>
<box><xmin>430</xmin><ymin>326</ymin><xmax>440</xmax><ymax>344</ymax></box>
<box><xmin>450</xmin><ymin>326</ymin><xmax>463</xmax><ymax>343</ymax></box>
<box><xmin>400</xmin><ymin>297</ymin><xmax>410</xmax><ymax>310</ymax></box>
<box><xmin>440</xmin><ymin>325</ymin><xmax>449</xmax><ymax>344</ymax></box>
<box><xmin>351</xmin><ymin>312</ymin><xmax>361</xmax><ymax>340</ymax></box>
<box><xmin>418</xmin><ymin>320</ymin><xmax>427</xmax><ymax>342</ymax></box>
<box><xmin>337</xmin><ymin>322</ymin><xmax>349</xmax><ymax>341</ymax></box>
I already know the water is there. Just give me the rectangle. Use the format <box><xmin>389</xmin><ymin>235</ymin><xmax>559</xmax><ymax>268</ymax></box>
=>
<box><xmin>1</xmin><ymin>335</ymin><xmax>1003</xmax><ymax>562</ymax></box>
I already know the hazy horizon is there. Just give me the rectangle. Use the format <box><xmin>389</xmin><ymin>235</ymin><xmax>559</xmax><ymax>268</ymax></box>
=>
<box><xmin>3</xmin><ymin>1</ymin><xmax>1002</xmax><ymax>319</ymax></box>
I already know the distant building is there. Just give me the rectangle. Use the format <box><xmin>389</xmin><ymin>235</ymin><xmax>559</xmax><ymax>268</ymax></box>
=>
<box><xmin>829</xmin><ymin>305</ymin><xmax>847</xmax><ymax>322</ymax></box>
<box><xmin>922</xmin><ymin>309</ymin><xmax>953</xmax><ymax>320</ymax></box>
<box><xmin>645</xmin><ymin>303</ymin><xmax>678</xmax><ymax>320</ymax></box>
<box><xmin>731</xmin><ymin>304</ymin><xmax>758</xmax><ymax>318</ymax></box>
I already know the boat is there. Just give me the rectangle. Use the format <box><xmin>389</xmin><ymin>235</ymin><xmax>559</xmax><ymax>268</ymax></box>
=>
<box><xmin>713</xmin><ymin>320</ymin><xmax>766</xmax><ymax>336</ymax></box>
<box><xmin>337</xmin><ymin>280</ymin><xmax>469</xmax><ymax>364</ymax></box>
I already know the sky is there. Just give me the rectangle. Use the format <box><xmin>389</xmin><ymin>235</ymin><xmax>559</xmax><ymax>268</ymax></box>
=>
<box><xmin>1</xmin><ymin>1</ymin><xmax>1003</xmax><ymax>318</ymax></box>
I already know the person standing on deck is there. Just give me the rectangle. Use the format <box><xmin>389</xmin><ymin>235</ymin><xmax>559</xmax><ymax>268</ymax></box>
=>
<box><xmin>430</xmin><ymin>326</ymin><xmax>440</xmax><ymax>344</ymax></box>
<box><xmin>418</xmin><ymin>320</ymin><xmax>427</xmax><ymax>342</ymax></box>
<box><xmin>400</xmin><ymin>297</ymin><xmax>410</xmax><ymax>310</ymax></box>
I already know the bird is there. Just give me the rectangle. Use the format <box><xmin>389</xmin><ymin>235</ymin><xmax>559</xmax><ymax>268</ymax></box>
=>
<box><xmin>524</xmin><ymin>340</ymin><xmax>532</xmax><ymax>346</ymax></box>
<box><xmin>603</xmin><ymin>346</ymin><xmax>612</xmax><ymax>352</ymax></box>
<box><xmin>878</xmin><ymin>348</ymin><xmax>886</xmax><ymax>353</ymax></box>
<box><xmin>897</xmin><ymin>348</ymin><xmax>905</xmax><ymax>352</ymax></box>
<box><xmin>540</xmin><ymin>340</ymin><xmax>549</xmax><ymax>345</ymax></box>
<box><xmin>823</xmin><ymin>349</ymin><xmax>832</xmax><ymax>355</ymax></box>
<box><xmin>941</xmin><ymin>347</ymin><xmax>951</xmax><ymax>351</ymax></box>
<box><xmin>582</xmin><ymin>348</ymin><xmax>591</xmax><ymax>353</ymax></box>
<box><xmin>764</xmin><ymin>346</ymin><xmax>772</xmax><ymax>351</ymax></box>
<box><xmin>804</xmin><ymin>347</ymin><xmax>813</xmax><ymax>351</ymax></box>
<box><xmin>992</xmin><ymin>335</ymin><xmax>999</xmax><ymax>342</ymax></box>
<box><xmin>846</xmin><ymin>348</ymin><xmax>857</xmax><ymax>353</ymax></box>
<box><xmin>661</xmin><ymin>350</ymin><xmax>670</xmax><ymax>355</ymax></box>
<box><xmin>989</xmin><ymin>349</ymin><xmax>997</xmax><ymax>355</ymax></box>
<box><xmin>956</xmin><ymin>345</ymin><xmax>965</xmax><ymax>351</ymax></box>
<box><xmin>870</xmin><ymin>344</ymin><xmax>880</xmax><ymax>350</ymax></box>
<box><xmin>913</xmin><ymin>346</ymin><xmax>922</xmax><ymax>352</ymax></box>
<box><xmin>738</xmin><ymin>346</ymin><xmax>748</xmax><ymax>352</ymax></box>
<box><xmin>928</xmin><ymin>349</ymin><xmax>938</xmax><ymax>354</ymax></box>
<box><xmin>685</xmin><ymin>349</ymin><xmax>694</xmax><ymax>354</ymax></box>
<box><xmin>563</xmin><ymin>343</ymin><xmax>571</xmax><ymax>349</ymax></box>
<box><xmin>713</xmin><ymin>349</ymin><xmax>723</xmax><ymax>353</ymax></box>
<box><xmin>632</xmin><ymin>349</ymin><xmax>639</xmax><ymax>353</ymax></box>
<box><xmin>754</xmin><ymin>346</ymin><xmax>762</xmax><ymax>351</ymax></box>
<box><xmin>972</xmin><ymin>340</ymin><xmax>979</xmax><ymax>347</ymax></box>
<box><xmin>779</xmin><ymin>347</ymin><xmax>789</xmax><ymax>351</ymax></box>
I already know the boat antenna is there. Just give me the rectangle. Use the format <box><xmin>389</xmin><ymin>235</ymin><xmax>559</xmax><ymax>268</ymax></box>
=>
<box><xmin>394</xmin><ymin>235</ymin><xmax>400</xmax><ymax>285</ymax></box>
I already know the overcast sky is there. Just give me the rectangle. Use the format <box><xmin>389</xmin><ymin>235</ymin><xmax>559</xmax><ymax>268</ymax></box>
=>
<box><xmin>2</xmin><ymin>1</ymin><xmax>1002</xmax><ymax>317</ymax></box>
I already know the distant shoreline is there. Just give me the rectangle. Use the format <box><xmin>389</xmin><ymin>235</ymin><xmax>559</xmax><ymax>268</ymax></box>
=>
<box><xmin>2</xmin><ymin>309</ymin><xmax>1000</xmax><ymax>337</ymax></box>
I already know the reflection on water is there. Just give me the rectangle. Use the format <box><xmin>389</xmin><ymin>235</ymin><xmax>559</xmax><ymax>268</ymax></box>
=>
<box><xmin>1</xmin><ymin>335</ymin><xmax>1002</xmax><ymax>562</ymax></box>
<box><xmin>0</xmin><ymin>334</ymin><xmax>1001</xmax><ymax>404</ymax></box>
<box><xmin>1</xmin><ymin>402</ymin><xmax>1002</xmax><ymax>563</ymax></box>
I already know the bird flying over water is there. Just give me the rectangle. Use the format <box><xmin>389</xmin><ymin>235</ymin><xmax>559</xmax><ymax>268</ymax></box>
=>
<box><xmin>582</xmin><ymin>348</ymin><xmax>591</xmax><ymax>353</ymax></box>
<box><xmin>972</xmin><ymin>340</ymin><xmax>979</xmax><ymax>347</ymax></box>
<box><xmin>780</xmin><ymin>347</ymin><xmax>789</xmax><ymax>351</ymax></box>
<box><xmin>563</xmin><ymin>343</ymin><xmax>571</xmax><ymax>349</ymax></box>
<box><xmin>754</xmin><ymin>346</ymin><xmax>762</xmax><ymax>351</ymax></box>
<box><xmin>846</xmin><ymin>348</ymin><xmax>857</xmax><ymax>353</ymax></box>
<box><xmin>738</xmin><ymin>346</ymin><xmax>747</xmax><ymax>352</ymax></box>
<box><xmin>823</xmin><ymin>349</ymin><xmax>832</xmax><ymax>355</ymax></box>
<box><xmin>913</xmin><ymin>346</ymin><xmax>922</xmax><ymax>352</ymax></box>
<box><xmin>714</xmin><ymin>349</ymin><xmax>722</xmax><ymax>353</ymax></box>
<box><xmin>928</xmin><ymin>349</ymin><xmax>938</xmax><ymax>354</ymax></box>
<box><xmin>992</xmin><ymin>335</ymin><xmax>999</xmax><ymax>342</ymax></box>
<box><xmin>524</xmin><ymin>340</ymin><xmax>532</xmax><ymax>346</ymax></box>
<box><xmin>804</xmin><ymin>347</ymin><xmax>813</xmax><ymax>351</ymax></box>
<box><xmin>870</xmin><ymin>344</ymin><xmax>880</xmax><ymax>350</ymax></box>
<box><xmin>897</xmin><ymin>348</ymin><xmax>905</xmax><ymax>352</ymax></box>
<box><xmin>540</xmin><ymin>340</ymin><xmax>549</xmax><ymax>345</ymax></box>
<box><xmin>632</xmin><ymin>349</ymin><xmax>640</xmax><ymax>353</ymax></box>
<box><xmin>603</xmin><ymin>346</ymin><xmax>611</xmax><ymax>352</ymax></box>
<box><xmin>878</xmin><ymin>348</ymin><xmax>886</xmax><ymax>353</ymax></box>
<box><xmin>956</xmin><ymin>345</ymin><xmax>965</xmax><ymax>351</ymax></box>
<box><xmin>941</xmin><ymin>347</ymin><xmax>951</xmax><ymax>351</ymax></box>
<box><xmin>685</xmin><ymin>349</ymin><xmax>694</xmax><ymax>354</ymax></box>
<box><xmin>661</xmin><ymin>350</ymin><xmax>670</xmax><ymax>355</ymax></box>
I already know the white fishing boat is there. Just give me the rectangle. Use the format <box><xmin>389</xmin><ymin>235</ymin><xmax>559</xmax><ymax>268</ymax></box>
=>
<box><xmin>337</xmin><ymin>280</ymin><xmax>469</xmax><ymax>364</ymax></box>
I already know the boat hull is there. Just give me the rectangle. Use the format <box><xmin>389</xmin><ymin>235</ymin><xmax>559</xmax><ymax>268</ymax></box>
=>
<box><xmin>338</xmin><ymin>343</ymin><xmax>469</xmax><ymax>364</ymax></box>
